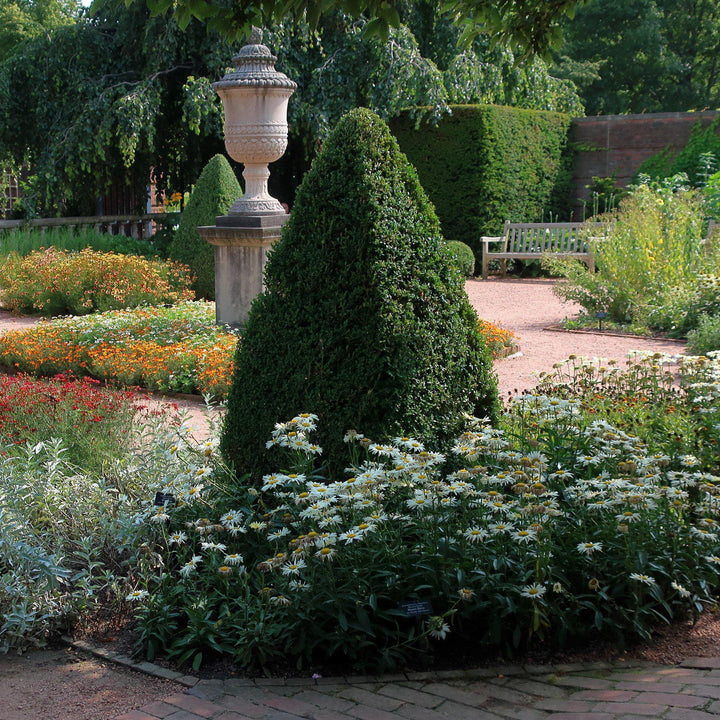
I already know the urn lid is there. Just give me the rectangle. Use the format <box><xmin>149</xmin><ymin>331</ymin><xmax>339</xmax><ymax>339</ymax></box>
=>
<box><xmin>213</xmin><ymin>27</ymin><xmax>297</xmax><ymax>91</ymax></box>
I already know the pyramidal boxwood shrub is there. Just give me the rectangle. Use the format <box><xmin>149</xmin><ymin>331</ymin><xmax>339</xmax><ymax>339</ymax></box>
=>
<box><xmin>167</xmin><ymin>154</ymin><xmax>242</xmax><ymax>299</ymax></box>
<box><xmin>221</xmin><ymin>108</ymin><xmax>499</xmax><ymax>479</ymax></box>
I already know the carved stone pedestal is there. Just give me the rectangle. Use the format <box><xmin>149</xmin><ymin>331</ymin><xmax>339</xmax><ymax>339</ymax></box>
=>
<box><xmin>198</xmin><ymin>214</ymin><xmax>289</xmax><ymax>329</ymax></box>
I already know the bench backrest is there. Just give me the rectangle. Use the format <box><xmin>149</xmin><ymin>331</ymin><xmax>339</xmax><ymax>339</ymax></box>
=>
<box><xmin>503</xmin><ymin>222</ymin><xmax>589</xmax><ymax>253</ymax></box>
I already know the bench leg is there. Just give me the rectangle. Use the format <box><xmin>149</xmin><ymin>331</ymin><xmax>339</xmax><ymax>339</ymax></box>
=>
<box><xmin>500</xmin><ymin>259</ymin><xmax>507</xmax><ymax>276</ymax></box>
<box><xmin>586</xmin><ymin>256</ymin><xmax>595</xmax><ymax>273</ymax></box>
<box><xmin>482</xmin><ymin>253</ymin><xmax>489</xmax><ymax>279</ymax></box>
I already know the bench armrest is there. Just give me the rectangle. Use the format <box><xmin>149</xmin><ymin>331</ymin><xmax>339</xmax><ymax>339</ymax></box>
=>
<box><xmin>480</xmin><ymin>235</ymin><xmax>504</xmax><ymax>248</ymax></box>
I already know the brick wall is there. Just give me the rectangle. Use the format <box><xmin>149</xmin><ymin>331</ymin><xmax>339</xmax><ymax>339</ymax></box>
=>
<box><xmin>570</xmin><ymin>111</ymin><xmax>719</xmax><ymax>218</ymax></box>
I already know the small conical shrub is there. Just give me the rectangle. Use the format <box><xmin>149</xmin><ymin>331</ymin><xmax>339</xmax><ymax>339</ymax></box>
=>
<box><xmin>167</xmin><ymin>154</ymin><xmax>242</xmax><ymax>299</ymax></box>
<box><xmin>221</xmin><ymin>108</ymin><xmax>498</xmax><ymax>479</ymax></box>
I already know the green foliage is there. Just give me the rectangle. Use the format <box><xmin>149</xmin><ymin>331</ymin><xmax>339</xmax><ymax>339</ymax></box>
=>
<box><xmin>688</xmin><ymin>315</ymin><xmax>720</xmax><ymax>355</ymax></box>
<box><xmin>0</xmin><ymin>226</ymin><xmax>159</xmax><ymax>258</ymax></box>
<box><xmin>167</xmin><ymin>154</ymin><xmax>241</xmax><ymax>299</ymax></box>
<box><xmin>391</xmin><ymin>105</ymin><xmax>573</xmax><ymax>258</ymax></box>
<box><xmin>221</xmin><ymin>108</ymin><xmax>498</xmax><ymax>478</ymax></box>
<box><xmin>0</xmin><ymin>3</ymin><xmax>230</xmax><ymax>216</ymax></box>
<box><xmin>644</xmin><ymin>275</ymin><xmax>720</xmax><ymax>338</ymax></box>
<box><xmin>446</xmin><ymin>240</ymin><xmax>476</xmax><ymax>276</ymax></box>
<box><xmin>555</xmin><ymin>0</ymin><xmax>720</xmax><ymax>114</ymax></box>
<box><xmin>0</xmin><ymin>0</ymin><xmax>80</xmax><ymax>63</ymax></box>
<box><xmin>638</xmin><ymin>119</ymin><xmax>720</xmax><ymax>186</ymax></box>
<box><xmin>550</xmin><ymin>179</ymin><xmax>718</xmax><ymax>333</ymax></box>
<box><xmin>0</xmin><ymin>396</ymin><xmax>223</xmax><ymax>654</ymax></box>
<box><xmin>0</xmin><ymin>247</ymin><xmax>195</xmax><ymax>315</ymax></box>
<box><xmin>124</xmin><ymin>0</ymin><xmax>585</xmax><ymax>56</ymax></box>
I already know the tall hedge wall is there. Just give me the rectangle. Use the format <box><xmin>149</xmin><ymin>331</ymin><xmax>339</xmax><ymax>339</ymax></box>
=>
<box><xmin>390</xmin><ymin>105</ymin><xmax>574</xmax><ymax>260</ymax></box>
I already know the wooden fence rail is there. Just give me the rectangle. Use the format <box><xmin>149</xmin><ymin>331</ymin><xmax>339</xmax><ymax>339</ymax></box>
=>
<box><xmin>0</xmin><ymin>214</ymin><xmax>168</xmax><ymax>240</ymax></box>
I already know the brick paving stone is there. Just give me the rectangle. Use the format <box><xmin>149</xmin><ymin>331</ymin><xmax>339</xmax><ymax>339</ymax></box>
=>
<box><xmin>632</xmin><ymin>692</ymin><xmax>706</xmax><ymax>708</ymax></box>
<box><xmin>377</xmin><ymin>683</ymin><xmax>444</xmax><ymax>708</ymax></box>
<box><xmin>254</xmin><ymin>678</ymin><xmax>290</xmax><ymax>687</ymax></box>
<box><xmin>421</xmin><ymin>682</ymin><xmax>488</xmax><ymax>706</ymax></box>
<box><xmin>707</xmin><ymin>700</ymin><xmax>720</xmax><ymax>714</ymax></box>
<box><xmin>684</xmin><ymin>676</ymin><xmax>720</xmax><ymax>688</ymax></box>
<box><xmin>177</xmin><ymin>676</ymin><xmax>201</xmax><ymax>687</ymax></box>
<box><xmin>405</xmin><ymin>672</ymin><xmax>442</xmax><ymax>682</ymax></box>
<box><xmin>681</xmin><ymin>660</ymin><xmax>720</xmax><ymax>670</ymax></box>
<box><xmin>215</xmin><ymin>695</ymin><xmax>266</xmax><ymax>718</ymax></box>
<box><xmin>434</xmin><ymin>699</ymin><xmax>506</xmax><ymax>720</ymax></box>
<box><xmin>165</xmin><ymin>711</ymin><xmax>208</xmax><ymax>720</ymax></box>
<box><xmin>611</xmin><ymin>673</ymin><xmax>669</xmax><ymax>683</ymax></box>
<box><xmin>261</xmin><ymin>693</ymin><xmax>327</xmax><ymax>716</ymax></box>
<box><xmin>495</xmin><ymin>678</ymin><xmax>568</xmax><ymax>698</ymax></box>
<box><xmin>467</xmin><ymin>668</ymin><xmax>505</xmax><ymax>678</ymax></box>
<box><xmin>656</xmin><ymin>669</ymin><xmax>702</xmax><ymax>678</ymax></box>
<box><xmin>545</xmin><ymin>714</ymin><xmax>614</xmax><ymax>720</ymax></box>
<box><xmin>570</xmin><ymin>691</ymin><xmax>638</xmax><ymax>703</ymax></box>
<box><xmin>343</xmin><ymin>705</ymin><xmax>404</xmax><ymax>720</ymax></box>
<box><xmin>614</xmin><ymin>681</ymin><xmax>685</xmax><ymax>693</ymax></box>
<box><xmin>338</xmin><ymin>687</ymin><xmax>404</xmax><ymax>712</ymax></box>
<box><xmin>310</xmin><ymin>711</ymin><xmax>355</xmax><ymax>720</ymax></box>
<box><xmin>481</xmin><ymin>700</ymin><xmax>548</xmax><ymax>720</ymax></box>
<box><xmin>222</xmin><ymin>679</ymin><xmax>257</xmax><ymax>691</ymax></box>
<box><xmin>550</xmin><ymin>677</ymin><xmax>615</xmax><ymax>691</ymax></box>
<box><xmin>291</xmin><ymin>689</ymin><xmax>357</xmax><ymax>713</ymax></box>
<box><xmin>395</xmin><ymin>703</ymin><xmax>458</xmax><ymax>720</ymax></box>
<box><xmin>665</xmin><ymin>709</ymin><xmax>720</xmax><ymax>720</ymax></box>
<box><xmin>261</xmin><ymin>711</ymin><xmax>308</xmax><ymax>720</ymax></box>
<box><xmin>188</xmin><ymin>685</ymin><xmax>227</xmax><ymax>701</ymax></box>
<box><xmin>136</xmin><ymin>701</ymin><xmax>179</xmax><ymax>718</ymax></box>
<box><xmin>216</xmin><ymin>713</ymin><xmax>266</xmax><ymax>720</ymax></box>
<box><xmin>535</xmin><ymin>700</ymin><xmax>596</xmax><ymax>713</ymax></box>
<box><xmin>475</xmin><ymin>683</ymin><xmax>537</xmax><ymax>704</ymax></box>
<box><xmin>589</xmin><ymin>702</ymin><xmax>667</xmax><ymax>715</ymax></box>
<box><xmin>163</xmin><ymin>693</ymin><xmax>226</xmax><ymax>718</ymax></box>
<box><xmin>683</xmin><ymin>687</ymin><xmax>720</xmax><ymax>700</ymax></box>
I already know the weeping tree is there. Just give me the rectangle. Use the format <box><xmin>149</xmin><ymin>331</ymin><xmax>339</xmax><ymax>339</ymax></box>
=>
<box><xmin>221</xmin><ymin>108</ymin><xmax>499</xmax><ymax>480</ymax></box>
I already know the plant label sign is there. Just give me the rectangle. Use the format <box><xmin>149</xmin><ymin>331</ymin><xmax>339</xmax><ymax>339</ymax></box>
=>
<box><xmin>154</xmin><ymin>492</ymin><xmax>176</xmax><ymax>507</ymax></box>
<box><xmin>399</xmin><ymin>600</ymin><xmax>433</xmax><ymax>617</ymax></box>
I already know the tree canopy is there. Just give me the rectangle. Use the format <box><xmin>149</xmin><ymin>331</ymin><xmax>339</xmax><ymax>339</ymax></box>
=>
<box><xmin>554</xmin><ymin>0</ymin><xmax>720</xmax><ymax>113</ymax></box>
<box><xmin>0</xmin><ymin>1</ymin><xmax>582</xmax><ymax>216</ymax></box>
<box><xmin>119</xmin><ymin>0</ymin><xmax>588</xmax><ymax>56</ymax></box>
<box><xmin>0</xmin><ymin>0</ymin><xmax>80</xmax><ymax>62</ymax></box>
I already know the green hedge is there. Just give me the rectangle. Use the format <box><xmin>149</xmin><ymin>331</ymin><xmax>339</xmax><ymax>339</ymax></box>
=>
<box><xmin>391</xmin><ymin>105</ymin><xmax>574</xmax><ymax>259</ymax></box>
<box><xmin>167</xmin><ymin>154</ymin><xmax>242</xmax><ymax>300</ymax></box>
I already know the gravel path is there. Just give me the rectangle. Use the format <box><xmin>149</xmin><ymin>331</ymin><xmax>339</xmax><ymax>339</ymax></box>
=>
<box><xmin>466</xmin><ymin>277</ymin><xmax>686</xmax><ymax>399</ymax></box>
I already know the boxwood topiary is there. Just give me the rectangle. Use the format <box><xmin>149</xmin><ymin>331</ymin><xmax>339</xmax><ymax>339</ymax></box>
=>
<box><xmin>221</xmin><ymin>108</ymin><xmax>499</xmax><ymax>480</ymax></box>
<box><xmin>167</xmin><ymin>154</ymin><xmax>242</xmax><ymax>299</ymax></box>
<box><xmin>446</xmin><ymin>240</ymin><xmax>476</xmax><ymax>277</ymax></box>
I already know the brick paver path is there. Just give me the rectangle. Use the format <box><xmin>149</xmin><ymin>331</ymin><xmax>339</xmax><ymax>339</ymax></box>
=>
<box><xmin>117</xmin><ymin>657</ymin><xmax>720</xmax><ymax>720</ymax></box>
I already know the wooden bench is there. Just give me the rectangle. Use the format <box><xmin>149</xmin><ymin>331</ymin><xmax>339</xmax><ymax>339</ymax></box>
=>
<box><xmin>481</xmin><ymin>222</ymin><xmax>596</xmax><ymax>279</ymax></box>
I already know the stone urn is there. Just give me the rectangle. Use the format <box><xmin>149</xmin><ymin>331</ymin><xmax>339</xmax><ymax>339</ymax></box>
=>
<box><xmin>198</xmin><ymin>29</ymin><xmax>297</xmax><ymax>328</ymax></box>
<box><xmin>213</xmin><ymin>27</ymin><xmax>297</xmax><ymax>218</ymax></box>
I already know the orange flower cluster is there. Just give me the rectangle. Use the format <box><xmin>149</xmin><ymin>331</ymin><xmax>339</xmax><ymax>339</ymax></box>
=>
<box><xmin>477</xmin><ymin>319</ymin><xmax>519</xmax><ymax>359</ymax></box>
<box><xmin>0</xmin><ymin>247</ymin><xmax>195</xmax><ymax>316</ymax></box>
<box><xmin>0</xmin><ymin>304</ymin><xmax>236</xmax><ymax>398</ymax></box>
